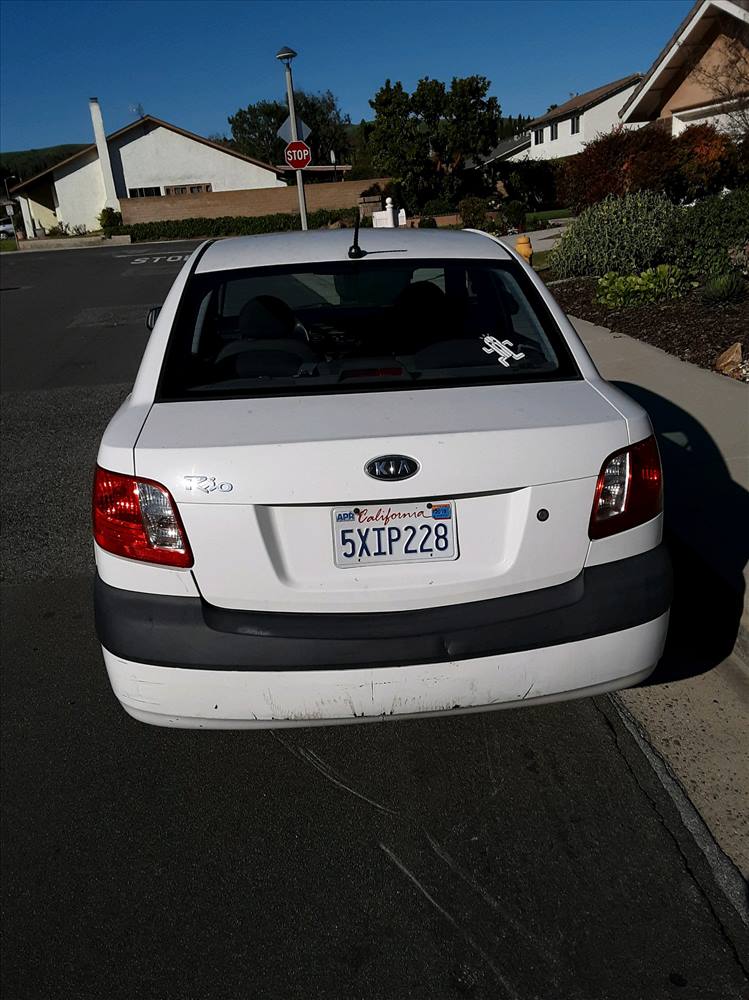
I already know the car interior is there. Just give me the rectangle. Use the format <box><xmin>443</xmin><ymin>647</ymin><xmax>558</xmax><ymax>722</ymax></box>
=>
<box><xmin>164</xmin><ymin>261</ymin><xmax>566</xmax><ymax>394</ymax></box>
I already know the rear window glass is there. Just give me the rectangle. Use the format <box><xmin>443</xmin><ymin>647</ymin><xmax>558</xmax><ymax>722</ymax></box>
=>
<box><xmin>157</xmin><ymin>259</ymin><xmax>579</xmax><ymax>400</ymax></box>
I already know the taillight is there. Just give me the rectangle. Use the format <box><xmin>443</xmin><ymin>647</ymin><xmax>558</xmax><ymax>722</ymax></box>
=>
<box><xmin>92</xmin><ymin>467</ymin><xmax>193</xmax><ymax>567</ymax></box>
<box><xmin>589</xmin><ymin>436</ymin><xmax>662</xmax><ymax>540</ymax></box>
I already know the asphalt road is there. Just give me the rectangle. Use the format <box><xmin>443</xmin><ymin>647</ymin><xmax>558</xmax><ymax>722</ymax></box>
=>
<box><xmin>1</xmin><ymin>242</ymin><xmax>748</xmax><ymax>1000</ymax></box>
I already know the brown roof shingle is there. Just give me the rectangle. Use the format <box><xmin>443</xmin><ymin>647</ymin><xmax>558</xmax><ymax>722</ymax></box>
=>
<box><xmin>527</xmin><ymin>73</ymin><xmax>643</xmax><ymax>129</ymax></box>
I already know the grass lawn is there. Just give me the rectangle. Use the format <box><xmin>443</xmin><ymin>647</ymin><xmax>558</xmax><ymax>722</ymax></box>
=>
<box><xmin>0</xmin><ymin>240</ymin><xmax>19</xmax><ymax>252</ymax></box>
<box><xmin>525</xmin><ymin>208</ymin><xmax>572</xmax><ymax>226</ymax></box>
<box><xmin>532</xmin><ymin>249</ymin><xmax>551</xmax><ymax>271</ymax></box>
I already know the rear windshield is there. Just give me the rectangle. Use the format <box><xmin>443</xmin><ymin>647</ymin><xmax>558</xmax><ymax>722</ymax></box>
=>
<box><xmin>157</xmin><ymin>258</ymin><xmax>579</xmax><ymax>400</ymax></box>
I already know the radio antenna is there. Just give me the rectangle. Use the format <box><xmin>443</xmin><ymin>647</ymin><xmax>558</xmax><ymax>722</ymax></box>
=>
<box><xmin>348</xmin><ymin>212</ymin><xmax>366</xmax><ymax>259</ymax></box>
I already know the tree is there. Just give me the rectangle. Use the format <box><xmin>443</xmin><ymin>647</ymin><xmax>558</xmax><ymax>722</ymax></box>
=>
<box><xmin>207</xmin><ymin>133</ymin><xmax>235</xmax><ymax>150</ymax></box>
<box><xmin>228</xmin><ymin>91</ymin><xmax>352</xmax><ymax>166</ymax></box>
<box><xmin>367</xmin><ymin>75</ymin><xmax>501</xmax><ymax>211</ymax></box>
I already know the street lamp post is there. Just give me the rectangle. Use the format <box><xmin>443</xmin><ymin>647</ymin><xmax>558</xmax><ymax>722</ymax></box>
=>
<box><xmin>276</xmin><ymin>45</ymin><xmax>308</xmax><ymax>232</ymax></box>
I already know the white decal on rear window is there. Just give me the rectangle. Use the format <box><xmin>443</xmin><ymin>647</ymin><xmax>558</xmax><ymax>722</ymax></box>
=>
<box><xmin>481</xmin><ymin>335</ymin><xmax>526</xmax><ymax>367</ymax></box>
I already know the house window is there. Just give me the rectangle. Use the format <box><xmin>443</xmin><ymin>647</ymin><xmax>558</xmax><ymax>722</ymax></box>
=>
<box><xmin>550</xmin><ymin>123</ymin><xmax>558</xmax><ymax>141</ymax></box>
<box><xmin>128</xmin><ymin>187</ymin><xmax>162</xmax><ymax>198</ymax></box>
<box><xmin>164</xmin><ymin>183</ymin><xmax>213</xmax><ymax>196</ymax></box>
<box><xmin>570</xmin><ymin>115</ymin><xmax>581</xmax><ymax>135</ymax></box>
<box><xmin>534</xmin><ymin>128</ymin><xmax>544</xmax><ymax>145</ymax></box>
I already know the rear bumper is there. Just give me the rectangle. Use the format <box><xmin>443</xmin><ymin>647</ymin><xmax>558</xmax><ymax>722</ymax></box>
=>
<box><xmin>94</xmin><ymin>545</ymin><xmax>672</xmax><ymax>671</ymax></box>
<box><xmin>103</xmin><ymin>614</ymin><xmax>669</xmax><ymax>727</ymax></box>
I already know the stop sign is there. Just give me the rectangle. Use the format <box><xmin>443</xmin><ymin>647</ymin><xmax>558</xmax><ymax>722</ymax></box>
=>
<box><xmin>284</xmin><ymin>140</ymin><xmax>312</xmax><ymax>170</ymax></box>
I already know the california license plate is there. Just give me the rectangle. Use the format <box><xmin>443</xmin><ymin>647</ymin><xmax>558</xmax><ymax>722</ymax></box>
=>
<box><xmin>332</xmin><ymin>501</ymin><xmax>458</xmax><ymax>568</ymax></box>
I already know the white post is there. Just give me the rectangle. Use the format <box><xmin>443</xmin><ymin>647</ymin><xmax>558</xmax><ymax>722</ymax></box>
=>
<box><xmin>283</xmin><ymin>62</ymin><xmax>308</xmax><ymax>231</ymax></box>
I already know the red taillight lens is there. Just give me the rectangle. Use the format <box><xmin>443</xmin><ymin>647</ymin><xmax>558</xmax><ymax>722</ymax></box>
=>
<box><xmin>92</xmin><ymin>467</ymin><xmax>193</xmax><ymax>567</ymax></box>
<box><xmin>589</xmin><ymin>436</ymin><xmax>663</xmax><ymax>540</ymax></box>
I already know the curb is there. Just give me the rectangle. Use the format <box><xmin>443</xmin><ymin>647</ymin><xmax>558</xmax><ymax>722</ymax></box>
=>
<box><xmin>18</xmin><ymin>235</ymin><xmax>132</xmax><ymax>252</ymax></box>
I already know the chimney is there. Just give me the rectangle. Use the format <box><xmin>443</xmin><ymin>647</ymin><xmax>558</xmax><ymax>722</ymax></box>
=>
<box><xmin>89</xmin><ymin>98</ymin><xmax>119</xmax><ymax>209</ymax></box>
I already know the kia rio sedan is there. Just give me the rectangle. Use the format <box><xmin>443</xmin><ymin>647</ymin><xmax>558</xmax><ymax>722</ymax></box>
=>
<box><xmin>93</xmin><ymin>228</ymin><xmax>671</xmax><ymax>728</ymax></box>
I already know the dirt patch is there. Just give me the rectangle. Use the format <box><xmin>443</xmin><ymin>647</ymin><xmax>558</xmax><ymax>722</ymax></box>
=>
<box><xmin>546</xmin><ymin>276</ymin><xmax>748</xmax><ymax>373</ymax></box>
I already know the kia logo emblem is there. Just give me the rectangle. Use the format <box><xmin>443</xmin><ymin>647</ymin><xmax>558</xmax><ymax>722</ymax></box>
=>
<box><xmin>365</xmin><ymin>455</ymin><xmax>419</xmax><ymax>481</ymax></box>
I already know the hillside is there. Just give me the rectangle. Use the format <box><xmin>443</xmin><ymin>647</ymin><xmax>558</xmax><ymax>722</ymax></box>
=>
<box><xmin>0</xmin><ymin>143</ymin><xmax>89</xmax><ymax>184</ymax></box>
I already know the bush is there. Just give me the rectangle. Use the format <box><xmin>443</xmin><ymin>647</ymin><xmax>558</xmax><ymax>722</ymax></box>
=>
<box><xmin>421</xmin><ymin>197</ymin><xmax>455</xmax><ymax>216</ymax></box>
<box><xmin>458</xmin><ymin>196</ymin><xmax>488</xmax><ymax>229</ymax></box>
<box><xmin>596</xmin><ymin>265</ymin><xmax>690</xmax><ymax>309</ymax></box>
<box><xmin>549</xmin><ymin>192</ymin><xmax>677</xmax><ymax>278</ymax></box>
<box><xmin>666</xmin><ymin>187</ymin><xmax>749</xmax><ymax>277</ymax></box>
<box><xmin>418</xmin><ymin>215</ymin><xmax>437</xmax><ymax>228</ymax></box>
<box><xmin>675</xmin><ymin>125</ymin><xmax>737</xmax><ymax>203</ymax></box>
<box><xmin>700</xmin><ymin>271</ymin><xmax>747</xmax><ymax>304</ymax></box>
<box><xmin>557</xmin><ymin>123</ymin><xmax>739</xmax><ymax>213</ymax></box>
<box><xmin>45</xmin><ymin>221</ymin><xmax>89</xmax><ymax>238</ymax></box>
<box><xmin>109</xmin><ymin>207</ymin><xmax>363</xmax><ymax>242</ymax></box>
<box><xmin>503</xmin><ymin>199</ymin><xmax>527</xmax><ymax>229</ymax></box>
<box><xmin>558</xmin><ymin>126</ymin><xmax>679</xmax><ymax>213</ymax></box>
<box><xmin>485</xmin><ymin>160</ymin><xmax>559</xmax><ymax>211</ymax></box>
<box><xmin>98</xmin><ymin>207</ymin><xmax>122</xmax><ymax>231</ymax></box>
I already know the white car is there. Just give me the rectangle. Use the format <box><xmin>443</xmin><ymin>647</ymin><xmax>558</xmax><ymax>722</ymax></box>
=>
<box><xmin>93</xmin><ymin>228</ymin><xmax>671</xmax><ymax>728</ymax></box>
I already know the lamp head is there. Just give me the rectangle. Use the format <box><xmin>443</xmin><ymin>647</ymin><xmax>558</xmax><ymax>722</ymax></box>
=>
<box><xmin>275</xmin><ymin>46</ymin><xmax>298</xmax><ymax>64</ymax></box>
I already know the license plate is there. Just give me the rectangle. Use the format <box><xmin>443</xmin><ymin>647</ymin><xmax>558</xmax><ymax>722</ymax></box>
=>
<box><xmin>332</xmin><ymin>501</ymin><xmax>458</xmax><ymax>568</ymax></box>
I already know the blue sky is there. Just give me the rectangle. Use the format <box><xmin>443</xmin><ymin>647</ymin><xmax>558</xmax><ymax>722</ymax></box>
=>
<box><xmin>0</xmin><ymin>0</ymin><xmax>693</xmax><ymax>151</ymax></box>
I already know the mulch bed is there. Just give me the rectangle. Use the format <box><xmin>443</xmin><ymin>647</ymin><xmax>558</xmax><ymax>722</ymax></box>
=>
<box><xmin>545</xmin><ymin>276</ymin><xmax>748</xmax><ymax>373</ymax></box>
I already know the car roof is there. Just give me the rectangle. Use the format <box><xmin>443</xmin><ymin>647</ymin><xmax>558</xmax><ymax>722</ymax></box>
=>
<box><xmin>195</xmin><ymin>227</ymin><xmax>510</xmax><ymax>273</ymax></box>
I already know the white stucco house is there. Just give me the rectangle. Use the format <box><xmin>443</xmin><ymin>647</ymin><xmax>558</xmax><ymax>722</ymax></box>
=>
<box><xmin>506</xmin><ymin>74</ymin><xmax>643</xmax><ymax>162</ymax></box>
<box><xmin>11</xmin><ymin>99</ymin><xmax>286</xmax><ymax>237</ymax></box>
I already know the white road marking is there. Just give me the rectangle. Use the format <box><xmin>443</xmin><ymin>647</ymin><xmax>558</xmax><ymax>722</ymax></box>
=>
<box><xmin>126</xmin><ymin>254</ymin><xmax>192</xmax><ymax>265</ymax></box>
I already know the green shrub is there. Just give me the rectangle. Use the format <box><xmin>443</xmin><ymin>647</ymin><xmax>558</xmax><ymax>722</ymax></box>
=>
<box><xmin>596</xmin><ymin>265</ymin><xmax>690</xmax><ymax>308</ymax></box>
<box><xmin>110</xmin><ymin>207</ymin><xmax>363</xmax><ymax>242</ymax></box>
<box><xmin>503</xmin><ymin>199</ymin><xmax>527</xmax><ymax>229</ymax></box>
<box><xmin>458</xmin><ymin>196</ymin><xmax>488</xmax><ymax>229</ymax></box>
<box><xmin>98</xmin><ymin>207</ymin><xmax>122</xmax><ymax>230</ymax></box>
<box><xmin>549</xmin><ymin>192</ymin><xmax>677</xmax><ymax>278</ymax></box>
<box><xmin>596</xmin><ymin>272</ymin><xmax>637</xmax><ymax>309</ymax></box>
<box><xmin>421</xmin><ymin>197</ymin><xmax>455</xmax><ymax>216</ymax></box>
<box><xmin>666</xmin><ymin>187</ymin><xmax>749</xmax><ymax>277</ymax></box>
<box><xmin>485</xmin><ymin>160</ymin><xmax>559</xmax><ymax>211</ymax></box>
<box><xmin>700</xmin><ymin>271</ymin><xmax>747</xmax><ymax>304</ymax></box>
<box><xmin>418</xmin><ymin>215</ymin><xmax>437</xmax><ymax>228</ymax></box>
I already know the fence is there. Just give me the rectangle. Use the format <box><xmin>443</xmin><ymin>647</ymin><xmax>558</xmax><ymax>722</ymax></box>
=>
<box><xmin>120</xmin><ymin>178</ymin><xmax>391</xmax><ymax>225</ymax></box>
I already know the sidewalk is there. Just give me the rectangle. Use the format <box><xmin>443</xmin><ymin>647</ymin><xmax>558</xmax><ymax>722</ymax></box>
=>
<box><xmin>572</xmin><ymin>316</ymin><xmax>749</xmax><ymax>878</ymax></box>
<box><xmin>498</xmin><ymin>224</ymin><xmax>570</xmax><ymax>254</ymax></box>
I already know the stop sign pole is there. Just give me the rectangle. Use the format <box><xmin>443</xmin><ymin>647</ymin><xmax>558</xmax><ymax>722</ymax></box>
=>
<box><xmin>276</xmin><ymin>46</ymin><xmax>308</xmax><ymax>231</ymax></box>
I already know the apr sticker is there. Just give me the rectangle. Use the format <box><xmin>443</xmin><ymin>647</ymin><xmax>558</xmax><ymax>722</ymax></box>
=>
<box><xmin>481</xmin><ymin>335</ymin><xmax>526</xmax><ymax>368</ymax></box>
<box><xmin>431</xmin><ymin>503</ymin><xmax>452</xmax><ymax>519</ymax></box>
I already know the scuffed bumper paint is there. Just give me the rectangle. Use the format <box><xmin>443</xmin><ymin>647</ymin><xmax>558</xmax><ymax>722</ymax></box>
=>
<box><xmin>103</xmin><ymin>612</ymin><xmax>668</xmax><ymax>728</ymax></box>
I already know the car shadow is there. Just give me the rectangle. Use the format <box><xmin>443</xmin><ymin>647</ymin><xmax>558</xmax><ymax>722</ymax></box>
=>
<box><xmin>613</xmin><ymin>381</ymin><xmax>748</xmax><ymax>684</ymax></box>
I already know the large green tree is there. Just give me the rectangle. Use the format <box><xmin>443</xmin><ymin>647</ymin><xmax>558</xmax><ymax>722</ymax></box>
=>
<box><xmin>367</xmin><ymin>75</ymin><xmax>501</xmax><ymax>210</ymax></box>
<box><xmin>228</xmin><ymin>91</ymin><xmax>352</xmax><ymax>167</ymax></box>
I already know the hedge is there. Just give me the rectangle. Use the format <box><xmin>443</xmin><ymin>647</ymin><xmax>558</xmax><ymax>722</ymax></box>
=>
<box><xmin>665</xmin><ymin>187</ymin><xmax>749</xmax><ymax>277</ymax></box>
<box><xmin>557</xmin><ymin>124</ymin><xmax>740</xmax><ymax>213</ymax></box>
<box><xmin>106</xmin><ymin>206</ymin><xmax>366</xmax><ymax>242</ymax></box>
